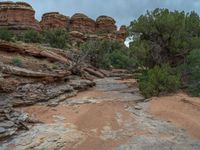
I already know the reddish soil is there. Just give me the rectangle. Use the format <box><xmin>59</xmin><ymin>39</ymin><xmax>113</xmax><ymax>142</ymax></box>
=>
<box><xmin>20</xmin><ymin>101</ymin><xmax>141</xmax><ymax>150</ymax></box>
<box><xmin>150</xmin><ymin>92</ymin><xmax>200</xmax><ymax>139</ymax></box>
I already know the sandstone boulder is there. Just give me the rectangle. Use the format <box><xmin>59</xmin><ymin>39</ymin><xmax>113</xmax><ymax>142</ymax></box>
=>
<box><xmin>69</xmin><ymin>31</ymin><xmax>87</xmax><ymax>47</ymax></box>
<box><xmin>0</xmin><ymin>1</ymin><xmax>41</xmax><ymax>31</ymax></box>
<box><xmin>70</xmin><ymin>13</ymin><xmax>96</xmax><ymax>33</ymax></box>
<box><xmin>96</xmin><ymin>16</ymin><xmax>117</xmax><ymax>33</ymax></box>
<box><xmin>40</xmin><ymin>12</ymin><xmax>70</xmax><ymax>30</ymax></box>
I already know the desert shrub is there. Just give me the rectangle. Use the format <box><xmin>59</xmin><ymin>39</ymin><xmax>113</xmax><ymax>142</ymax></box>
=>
<box><xmin>81</xmin><ymin>40</ymin><xmax>134</xmax><ymax>69</ymax></box>
<box><xmin>81</xmin><ymin>40</ymin><xmax>112</xmax><ymax>69</ymax></box>
<box><xmin>20</xmin><ymin>30</ymin><xmax>43</xmax><ymax>43</ymax></box>
<box><xmin>42</xmin><ymin>28</ymin><xmax>69</xmax><ymax>49</ymax></box>
<box><xmin>185</xmin><ymin>49</ymin><xmax>200</xmax><ymax>96</ymax></box>
<box><xmin>139</xmin><ymin>64</ymin><xmax>181</xmax><ymax>98</ymax></box>
<box><xmin>128</xmin><ymin>9</ymin><xmax>200</xmax><ymax>68</ymax></box>
<box><xmin>109</xmin><ymin>49</ymin><xmax>136</xmax><ymax>69</ymax></box>
<box><xmin>11</xmin><ymin>57</ymin><xmax>22</xmax><ymax>67</ymax></box>
<box><xmin>0</xmin><ymin>28</ymin><xmax>14</xmax><ymax>41</ymax></box>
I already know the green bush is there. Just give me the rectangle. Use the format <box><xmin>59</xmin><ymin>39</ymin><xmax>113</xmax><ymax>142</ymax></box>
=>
<box><xmin>186</xmin><ymin>49</ymin><xmax>200</xmax><ymax>96</ymax></box>
<box><xmin>81</xmin><ymin>40</ymin><xmax>112</xmax><ymax>69</ymax></box>
<box><xmin>42</xmin><ymin>28</ymin><xmax>69</xmax><ymax>49</ymax></box>
<box><xmin>20</xmin><ymin>30</ymin><xmax>43</xmax><ymax>43</ymax></box>
<box><xmin>109</xmin><ymin>49</ymin><xmax>136</xmax><ymax>69</ymax></box>
<box><xmin>128</xmin><ymin>9</ymin><xmax>200</xmax><ymax>67</ymax></box>
<box><xmin>0</xmin><ymin>28</ymin><xmax>14</xmax><ymax>41</ymax></box>
<box><xmin>11</xmin><ymin>57</ymin><xmax>22</xmax><ymax>67</ymax></box>
<box><xmin>81</xmin><ymin>40</ymin><xmax>134</xmax><ymax>69</ymax></box>
<box><xmin>139</xmin><ymin>64</ymin><xmax>181</xmax><ymax>98</ymax></box>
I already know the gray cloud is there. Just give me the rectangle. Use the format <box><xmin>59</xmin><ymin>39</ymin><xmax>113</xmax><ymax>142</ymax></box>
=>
<box><xmin>8</xmin><ymin>0</ymin><xmax>200</xmax><ymax>27</ymax></box>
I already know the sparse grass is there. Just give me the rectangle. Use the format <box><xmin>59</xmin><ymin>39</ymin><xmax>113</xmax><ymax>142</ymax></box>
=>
<box><xmin>11</xmin><ymin>57</ymin><xmax>22</xmax><ymax>67</ymax></box>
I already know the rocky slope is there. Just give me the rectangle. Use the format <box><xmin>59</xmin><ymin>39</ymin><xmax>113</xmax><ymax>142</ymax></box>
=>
<box><xmin>1</xmin><ymin>75</ymin><xmax>199</xmax><ymax>150</ymax></box>
<box><xmin>0</xmin><ymin>40</ymin><xmax>108</xmax><ymax>141</ymax></box>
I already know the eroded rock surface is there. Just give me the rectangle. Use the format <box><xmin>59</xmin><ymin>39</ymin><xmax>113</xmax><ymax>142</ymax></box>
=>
<box><xmin>70</xmin><ymin>13</ymin><xmax>96</xmax><ymax>33</ymax></box>
<box><xmin>117</xmin><ymin>25</ymin><xmax>127</xmax><ymax>42</ymax></box>
<box><xmin>40</xmin><ymin>12</ymin><xmax>70</xmax><ymax>30</ymax></box>
<box><xmin>0</xmin><ymin>1</ymin><xmax>41</xmax><ymax>31</ymax></box>
<box><xmin>1</xmin><ymin>76</ymin><xmax>199</xmax><ymax>150</ymax></box>
<box><xmin>96</xmin><ymin>15</ymin><xmax>117</xmax><ymax>33</ymax></box>
<box><xmin>0</xmin><ymin>1</ymin><xmax>127</xmax><ymax>43</ymax></box>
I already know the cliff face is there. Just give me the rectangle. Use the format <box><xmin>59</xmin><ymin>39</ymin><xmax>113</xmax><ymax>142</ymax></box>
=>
<box><xmin>70</xmin><ymin>13</ymin><xmax>96</xmax><ymax>33</ymax></box>
<box><xmin>40</xmin><ymin>12</ymin><xmax>70</xmax><ymax>30</ymax></box>
<box><xmin>0</xmin><ymin>2</ymin><xmax>41</xmax><ymax>31</ymax></box>
<box><xmin>117</xmin><ymin>25</ymin><xmax>127</xmax><ymax>42</ymax></box>
<box><xmin>96</xmin><ymin>16</ymin><xmax>117</xmax><ymax>33</ymax></box>
<box><xmin>0</xmin><ymin>1</ymin><xmax>127</xmax><ymax>43</ymax></box>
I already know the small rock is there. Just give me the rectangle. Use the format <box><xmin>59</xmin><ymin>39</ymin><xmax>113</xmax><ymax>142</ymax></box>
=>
<box><xmin>0</xmin><ymin>127</ymin><xmax>6</xmax><ymax>134</ymax></box>
<box><xmin>48</xmin><ymin>102</ymin><xmax>59</xmax><ymax>107</ymax></box>
<box><xmin>0</xmin><ymin>121</ymin><xmax>15</xmax><ymax>128</ymax></box>
<box><xmin>134</xmin><ymin>105</ymin><xmax>142</xmax><ymax>110</ymax></box>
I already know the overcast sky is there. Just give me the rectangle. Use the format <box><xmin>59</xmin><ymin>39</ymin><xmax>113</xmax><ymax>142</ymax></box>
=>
<box><xmin>7</xmin><ymin>0</ymin><xmax>200</xmax><ymax>27</ymax></box>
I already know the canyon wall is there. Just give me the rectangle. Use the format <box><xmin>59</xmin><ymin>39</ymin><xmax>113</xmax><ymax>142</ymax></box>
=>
<box><xmin>0</xmin><ymin>1</ymin><xmax>127</xmax><ymax>43</ymax></box>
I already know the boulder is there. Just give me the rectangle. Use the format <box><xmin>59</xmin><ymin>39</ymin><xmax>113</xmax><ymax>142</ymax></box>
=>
<box><xmin>0</xmin><ymin>1</ymin><xmax>41</xmax><ymax>31</ymax></box>
<box><xmin>70</xmin><ymin>13</ymin><xmax>96</xmax><ymax>33</ymax></box>
<box><xmin>96</xmin><ymin>15</ymin><xmax>117</xmax><ymax>33</ymax></box>
<box><xmin>40</xmin><ymin>12</ymin><xmax>70</xmax><ymax>30</ymax></box>
<box><xmin>69</xmin><ymin>31</ymin><xmax>87</xmax><ymax>47</ymax></box>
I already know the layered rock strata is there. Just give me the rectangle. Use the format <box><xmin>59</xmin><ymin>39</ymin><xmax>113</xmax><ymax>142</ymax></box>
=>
<box><xmin>96</xmin><ymin>15</ymin><xmax>117</xmax><ymax>33</ymax></box>
<box><xmin>40</xmin><ymin>12</ymin><xmax>70</xmax><ymax>30</ymax></box>
<box><xmin>0</xmin><ymin>1</ymin><xmax>127</xmax><ymax>43</ymax></box>
<box><xmin>0</xmin><ymin>1</ymin><xmax>41</xmax><ymax>31</ymax></box>
<box><xmin>70</xmin><ymin>13</ymin><xmax>96</xmax><ymax>33</ymax></box>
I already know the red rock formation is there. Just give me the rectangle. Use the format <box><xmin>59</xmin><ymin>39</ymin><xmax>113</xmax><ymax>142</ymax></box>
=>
<box><xmin>40</xmin><ymin>12</ymin><xmax>70</xmax><ymax>30</ymax></box>
<box><xmin>70</xmin><ymin>13</ymin><xmax>96</xmax><ymax>33</ymax></box>
<box><xmin>96</xmin><ymin>16</ymin><xmax>117</xmax><ymax>33</ymax></box>
<box><xmin>117</xmin><ymin>25</ymin><xmax>127</xmax><ymax>42</ymax></box>
<box><xmin>0</xmin><ymin>1</ymin><xmax>41</xmax><ymax>31</ymax></box>
<box><xmin>69</xmin><ymin>31</ymin><xmax>87</xmax><ymax>47</ymax></box>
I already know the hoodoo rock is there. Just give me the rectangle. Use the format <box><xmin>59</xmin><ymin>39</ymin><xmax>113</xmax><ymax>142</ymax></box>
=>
<box><xmin>117</xmin><ymin>25</ymin><xmax>127</xmax><ymax>42</ymax></box>
<box><xmin>96</xmin><ymin>15</ymin><xmax>117</xmax><ymax>33</ymax></box>
<box><xmin>40</xmin><ymin>12</ymin><xmax>70</xmax><ymax>30</ymax></box>
<box><xmin>0</xmin><ymin>1</ymin><xmax>128</xmax><ymax>43</ymax></box>
<box><xmin>0</xmin><ymin>1</ymin><xmax>41</xmax><ymax>31</ymax></box>
<box><xmin>70</xmin><ymin>13</ymin><xmax>96</xmax><ymax>33</ymax></box>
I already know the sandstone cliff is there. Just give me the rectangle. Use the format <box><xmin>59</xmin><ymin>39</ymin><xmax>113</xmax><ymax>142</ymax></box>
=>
<box><xmin>0</xmin><ymin>1</ymin><xmax>127</xmax><ymax>43</ymax></box>
<box><xmin>96</xmin><ymin>15</ymin><xmax>117</xmax><ymax>33</ymax></box>
<box><xmin>40</xmin><ymin>12</ymin><xmax>70</xmax><ymax>30</ymax></box>
<box><xmin>70</xmin><ymin>13</ymin><xmax>96</xmax><ymax>33</ymax></box>
<box><xmin>117</xmin><ymin>25</ymin><xmax>127</xmax><ymax>42</ymax></box>
<box><xmin>0</xmin><ymin>1</ymin><xmax>41</xmax><ymax>31</ymax></box>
